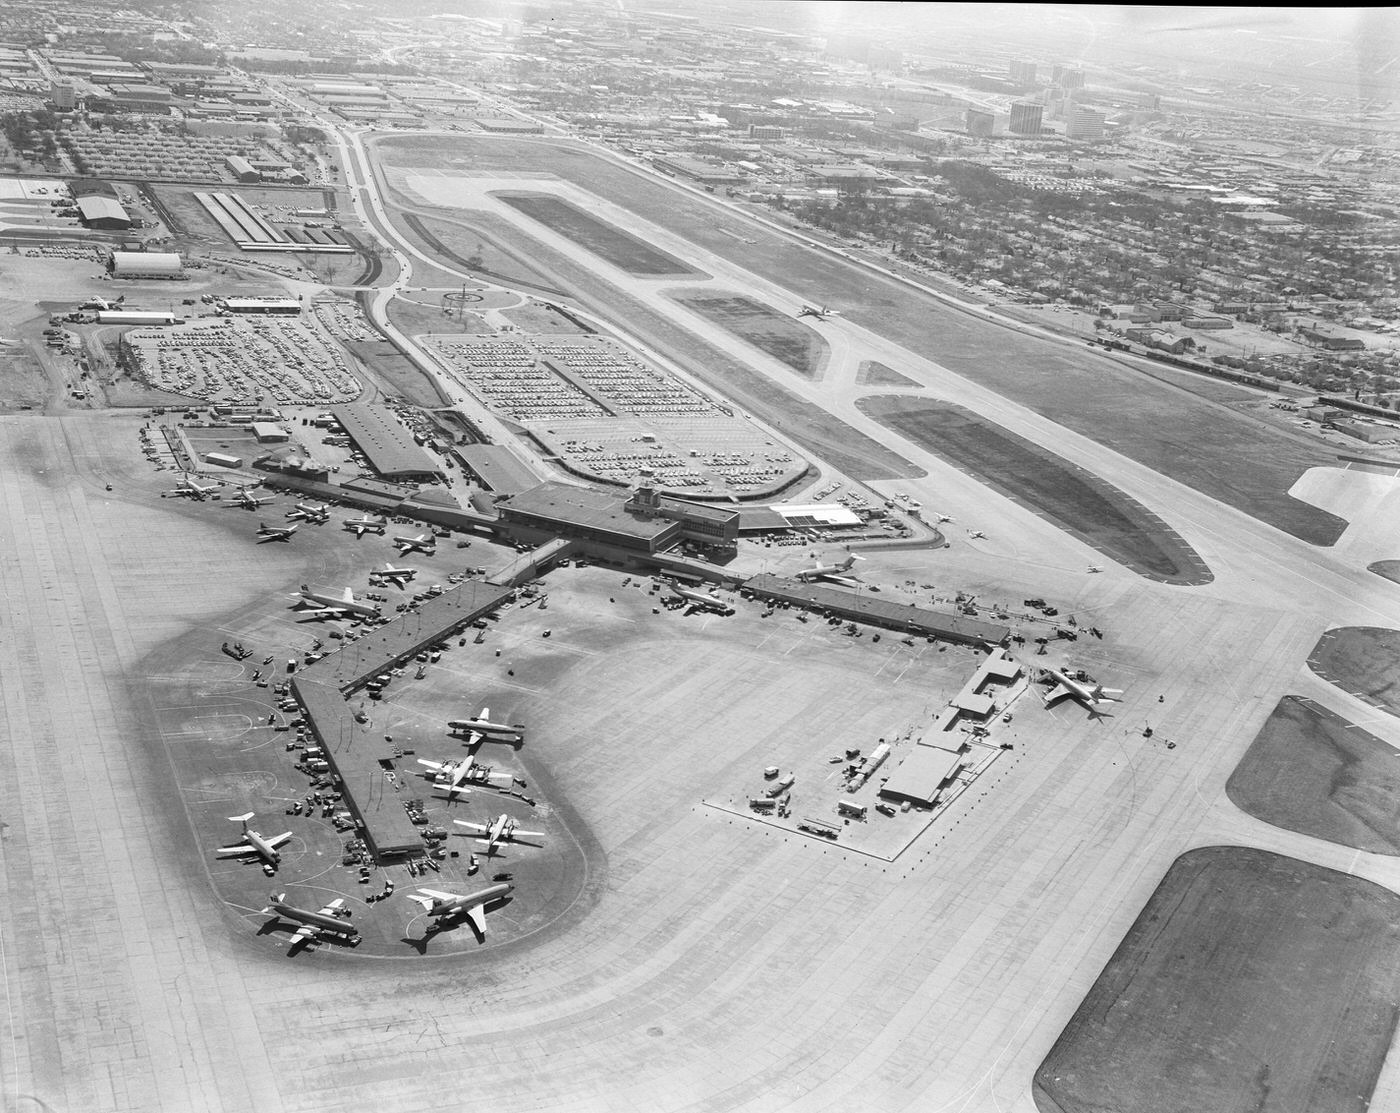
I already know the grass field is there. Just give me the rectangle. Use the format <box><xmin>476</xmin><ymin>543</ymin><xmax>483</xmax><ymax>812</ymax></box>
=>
<box><xmin>502</xmin><ymin>302</ymin><xmax>588</xmax><ymax>334</ymax></box>
<box><xmin>496</xmin><ymin>191</ymin><xmax>705</xmax><ymax>278</ymax></box>
<box><xmin>1307</xmin><ymin>626</ymin><xmax>1400</xmax><ymax>717</ymax></box>
<box><xmin>403</xmin><ymin>211</ymin><xmax>565</xmax><ymax>297</ymax></box>
<box><xmin>343</xmin><ymin>338</ymin><xmax>447</xmax><ymax>408</ymax></box>
<box><xmin>1226</xmin><ymin>695</ymin><xmax>1400</xmax><ymax>854</ymax></box>
<box><xmin>857</xmin><ymin>360</ymin><xmax>920</xmax><ymax>388</ymax></box>
<box><xmin>672</xmin><ymin>289</ymin><xmax>827</xmax><ymax>379</ymax></box>
<box><xmin>858</xmin><ymin>396</ymin><xmax>1210</xmax><ymax>584</ymax></box>
<box><xmin>1034</xmin><ymin>846</ymin><xmax>1400</xmax><ymax>1113</ymax></box>
<box><xmin>384</xmin><ymin>204</ymin><xmax>925</xmax><ymax>483</ymax></box>
<box><xmin>373</xmin><ymin>135</ymin><xmax>1347</xmax><ymax>545</ymax></box>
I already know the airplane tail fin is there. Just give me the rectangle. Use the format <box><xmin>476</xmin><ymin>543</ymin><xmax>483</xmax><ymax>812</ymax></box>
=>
<box><xmin>229</xmin><ymin>812</ymin><xmax>255</xmax><ymax>827</ymax></box>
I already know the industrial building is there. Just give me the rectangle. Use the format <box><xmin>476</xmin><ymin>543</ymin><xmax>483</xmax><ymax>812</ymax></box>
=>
<box><xmin>109</xmin><ymin>251</ymin><xmax>183</xmax><ymax>279</ymax></box>
<box><xmin>76</xmin><ymin>195</ymin><xmax>131</xmax><ymax>230</ymax></box>
<box><xmin>332</xmin><ymin>403</ymin><xmax>445</xmax><ymax>482</ymax></box>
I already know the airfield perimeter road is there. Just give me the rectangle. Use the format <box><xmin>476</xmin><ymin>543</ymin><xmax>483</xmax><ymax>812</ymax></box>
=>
<box><xmin>9</xmin><ymin>136</ymin><xmax>1400</xmax><ymax>1113</ymax></box>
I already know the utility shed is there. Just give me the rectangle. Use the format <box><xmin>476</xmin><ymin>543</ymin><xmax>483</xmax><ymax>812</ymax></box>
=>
<box><xmin>879</xmin><ymin>747</ymin><xmax>965</xmax><ymax>807</ymax></box>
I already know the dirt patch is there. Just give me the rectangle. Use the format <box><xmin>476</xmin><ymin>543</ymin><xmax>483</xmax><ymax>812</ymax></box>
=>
<box><xmin>856</xmin><ymin>360</ymin><xmax>919</xmax><ymax>388</ymax></box>
<box><xmin>1369</xmin><ymin>560</ymin><xmax>1400</xmax><ymax>585</ymax></box>
<box><xmin>495</xmin><ymin>191</ymin><xmax>706</xmax><ymax>279</ymax></box>
<box><xmin>343</xmin><ymin>340</ymin><xmax>446</xmax><ymax>408</ymax></box>
<box><xmin>1226</xmin><ymin>695</ymin><xmax>1400</xmax><ymax>854</ymax></box>
<box><xmin>1034</xmin><ymin>846</ymin><xmax>1400</xmax><ymax>1113</ymax></box>
<box><xmin>671</xmin><ymin>289</ymin><xmax>827</xmax><ymax>379</ymax></box>
<box><xmin>1307</xmin><ymin>627</ymin><xmax>1400</xmax><ymax>716</ymax></box>
<box><xmin>858</xmin><ymin>396</ymin><xmax>1209</xmax><ymax>584</ymax></box>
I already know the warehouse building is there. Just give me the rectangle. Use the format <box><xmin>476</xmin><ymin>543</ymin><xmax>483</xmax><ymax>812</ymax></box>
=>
<box><xmin>332</xmin><ymin>403</ymin><xmax>445</xmax><ymax>482</ymax></box>
<box><xmin>76</xmin><ymin>195</ymin><xmax>131</xmax><ymax>230</ymax></box>
<box><xmin>225</xmin><ymin>154</ymin><xmax>259</xmax><ymax>182</ymax></box>
<box><xmin>109</xmin><ymin>251</ymin><xmax>183</xmax><ymax>279</ymax></box>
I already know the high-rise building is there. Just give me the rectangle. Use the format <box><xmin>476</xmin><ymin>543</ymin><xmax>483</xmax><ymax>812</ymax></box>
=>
<box><xmin>1066</xmin><ymin>105</ymin><xmax>1106</xmax><ymax>141</ymax></box>
<box><xmin>1009</xmin><ymin>60</ymin><xmax>1037</xmax><ymax>87</ymax></box>
<box><xmin>49</xmin><ymin>80</ymin><xmax>75</xmax><ymax>110</ymax></box>
<box><xmin>965</xmin><ymin>108</ymin><xmax>995</xmax><ymax>137</ymax></box>
<box><xmin>1059</xmin><ymin>68</ymin><xmax>1086</xmax><ymax>90</ymax></box>
<box><xmin>1008</xmin><ymin>102</ymin><xmax>1043</xmax><ymax>136</ymax></box>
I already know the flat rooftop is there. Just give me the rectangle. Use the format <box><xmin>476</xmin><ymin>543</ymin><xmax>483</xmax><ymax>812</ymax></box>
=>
<box><xmin>880</xmin><ymin>746</ymin><xmax>965</xmax><ymax>806</ymax></box>
<box><xmin>290</xmin><ymin>577</ymin><xmax>516</xmax><ymax>860</ymax></box>
<box><xmin>743</xmin><ymin>574</ymin><xmax>1010</xmax><ymax>646</ymax></box>
<box><xmin>455</xmin><ymin>443</ymin><xmax>538</xmax><ymax>495</ymax></box>
<box><xmin>333</xmin><ymin>403</ymin><xmax>444</xmax><ymax>480</ymax></box>
<box><xmin>500</xmin><ymin>481</ymin><xmax>677</xmax><ymax>544</ymax></box>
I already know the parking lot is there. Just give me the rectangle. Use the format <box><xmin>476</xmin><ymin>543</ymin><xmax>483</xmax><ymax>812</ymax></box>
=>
<box><xmin>426</xmin><ymin>331</ymin><xmax>807</xmax><ymax>496</ymax></box>
<box><xmin>121</xmin><ymin>313</ymin><xmax>363</xmax><ymax>406</ymax></box>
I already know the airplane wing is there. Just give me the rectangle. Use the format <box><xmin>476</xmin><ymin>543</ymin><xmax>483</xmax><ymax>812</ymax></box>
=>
<box><xmin>215</xmin><ymin>845</ymin><xmax>256</xmax><ymax>857</ymax></box>
<box><xmin>466</xmin><ymin>905</ymin><xmax>488</xmax><ymax>935</ymax></box>
<box><xmin>510</xmin><ymin>829</ymin><xmax>545</xmax><ymax>841</ymax></box>
<box><xmin>462</xmin><ymin>729</ymin><xmax>485</xmax><ymax>753</ymax></box>
<box><xmin>290</xmin><ymin>924</ymin><xmax>319</xmax><ymax>943</ymax></box>
<box><xmin>453</xmin><ymin>820</ymin><xmax>488</xmax><ymax>835</ymax></box>
<box><xmin>267</xmin><ymin>832</ymin><xmax>293</xmax><ymax>849</ymax></box>
<box><xmin>418</xmin><ymin>888</ymin><xmax>459</xmax><ymax>902</ymax></box>
<box><xmin>303</xmin><ymin>604</ymin><xmax>348</xmax><ymax>616</ymax></box>
<box><xmin>418</xmin><ymin>758</ymin><xmax>448</xmax><ymax>774</ymax></box>
<box><xmin>433</xmin><ymin>783</ymin><xmax>471</xmax><ymax>799</ymax></box>
<box><xmin>317</xmin><ymin>898</ymin><xmax>346</xmax><ymax>916</ymax></box>
<box><xmin>1042</xmin><ymin>683</ymin><xmax>1077</xmax><ymax>705</ymax></box>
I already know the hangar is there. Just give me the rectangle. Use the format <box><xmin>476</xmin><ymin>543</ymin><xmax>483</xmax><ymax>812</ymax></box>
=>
<box><xmin>109</xmin><ymin>250</ymin><xmax>183</xmax><ymax>279</ymax></box>
<box><xmin>332</xmin><ymin>403</ymin><xmax>445</xmax><ymax>482</ymax></box>
<box><xmin>76</xmin><ymin>195</ymin><xmax>131</xmax><ymax>230</ymax></box>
